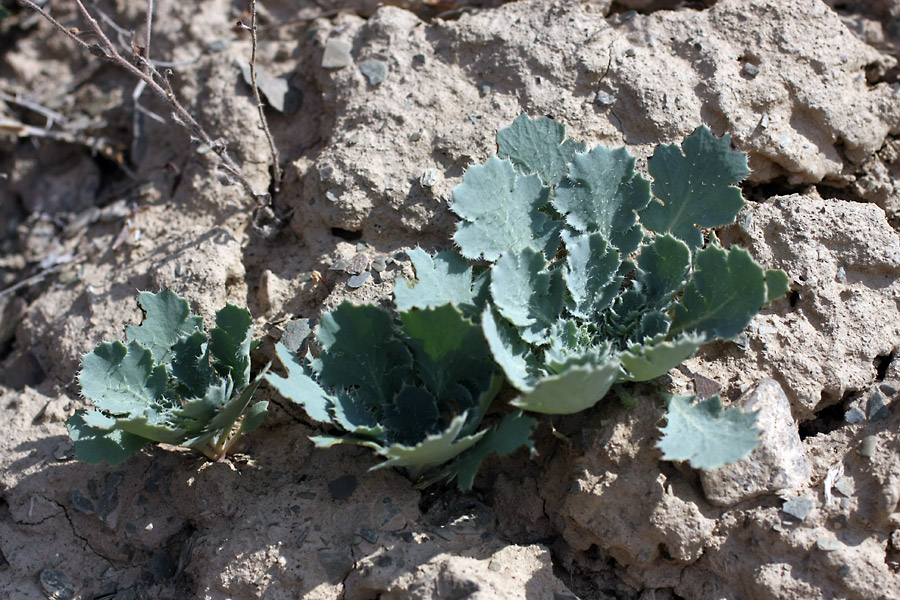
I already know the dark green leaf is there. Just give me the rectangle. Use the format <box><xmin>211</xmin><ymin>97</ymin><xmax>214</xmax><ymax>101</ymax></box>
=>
<box><xmin>209</xmin><ymin>304</ymin><xmax>253</xmax><ymax>390</ymax></box>
<box><xmin>640</xmin><ymin>126</ymin><xmax>749</xmax><ymax>248</ymax></box>
<box><xmin>765</xmin><ymin>269</ymin><xmax>790</xmax><ymax>303</ymax></box>
<box><xmin>239</xmin><ymin>401</ymin><xmax>269</xmax><ymax>435</ymax></box>
<box><xmin>636</xmin><ymin>234</ymin><xmax>691</xmax><ymax>310</ymax></box>
<box><xmin>170</xmin><ymin>331</ymin><xmax>212</xmax><ymax>398</ymax></box>
<box><xmin>67</xmin><ymin>411</ymin><xmax>148</xmax><ymax>465</ymax></box>
<box><xmin>79</xmin><ymin>341</ymin><xmax>167</xmax><ymax>414</ymax></box>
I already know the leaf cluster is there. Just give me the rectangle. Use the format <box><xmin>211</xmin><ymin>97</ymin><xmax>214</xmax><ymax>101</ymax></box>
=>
<box><xmin>400</xmin><ymin>116</ymin><xmax>789</xmax><ymax>468</ymax></box>
<box><xmin>265</xmin><ymin>302</ymin><xmax>535</xmax><ymax>490</ymax></box>
<box><xmin>67</xmin><ymin>291</ymin><xmax>268</xmax><ymax>465</ymax></box>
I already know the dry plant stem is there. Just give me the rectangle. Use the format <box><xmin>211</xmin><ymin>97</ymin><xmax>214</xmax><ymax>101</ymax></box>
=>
<box><xmin>143</xmin><ymin>0</ymin><xmax>153</xmax><ymax>77</ymax></box>
<box><xmin>18</xmin><ymin>0</ymin><xmax>266</xmax><ymax>204</ymax></box>
<box><xmin>248</xmin><ymin>0</ymin><xmax>282</xmax><ymax>192</ymax></box>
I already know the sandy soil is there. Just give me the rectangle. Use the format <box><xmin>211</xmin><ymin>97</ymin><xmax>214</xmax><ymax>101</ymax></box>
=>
<box><xmin>2</xmin><ymin>0</ymin><xmax>900</xmax><ymax>598</ymax></box>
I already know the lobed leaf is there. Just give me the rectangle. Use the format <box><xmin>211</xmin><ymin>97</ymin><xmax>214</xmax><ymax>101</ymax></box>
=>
<box><xmin>670</xmin><ymin>244</ymin><xmax>768</xmax><ymax>340</ymax></box>
<box><xmin>394</xmin><ymin>248</ymin><xmax>480</xmax><ymax>315</ymax></box>
<box><xmin>266</xmin><ymin>343</ymin><xmax>334</xmax><ymax>423</ymax></box>
<box><xmin>126</xmin><ymin>291</ymin><xmax>202</xmax><ymax>365</ymax></box>
<box><xmin>496</xmin><ymin>114</ymin><xmax>586</xmax><ymax>186</ymax></box>
<box><xmin>67</xmin><ymin>411</ymin><xmax>148</xmax><ymax>465</ymax></box>
<box><xmin>640</xmin><ymin>126</ymin><xmax>749</xmax><ymax>248</ymax></box>
<box><xmin>563</xmin><ymin>231</ymin><xmax>621</xmax><ymax>318</ymax></box>
<box><xmin>451</xmin><ymin>156</ymin><xmax>555</xmax><ymax>260</ymax></box>
<box><xmin>554</xmin><ymin>145</ymin><xmax>651</xmax><ymax>255</ymax></box>
<box><xmin>619</xmin><ymin>333</ymin><xmax>704</xmax><ymax>382</ymax></box>
<box><xmin>79</xmin><ymin>341</ymin><xmax>167</xmax><ymax>414</ymax></box>
<box><xmin>209</xmin><ymin>304</ymin><xmax>253</xmax><ymax>390</ymax></box>
<box><xmin>657</xmin><ymin>395</ymin><xmax>759</xmax><ymax>469</ymax></box>
<box><xmin>510</xmin><ymin>350</ymin><xmax>621</xmax><ymax>414</ymax></box>
<box><xmin>490</xmin><ymin>247</ymin><xmax>565</xmax><ymax>345</ymax></box>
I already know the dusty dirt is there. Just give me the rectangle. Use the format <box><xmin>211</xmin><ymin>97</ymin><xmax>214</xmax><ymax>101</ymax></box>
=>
<box><xmin>2</xmin><ymin>0</ymin><xmax>900</xmax><ymax>598</ymax></box>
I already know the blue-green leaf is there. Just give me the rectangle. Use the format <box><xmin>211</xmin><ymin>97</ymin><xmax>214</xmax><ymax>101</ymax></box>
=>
<box><xmin>670</xmin><ymin>244</ymin><xmax>768</xmax><ymax>340</ymax></box>
<box><xmin>67</xmin><ymin>411</ymin><xmax>148</xmax><ymax>465</ymax></box>
<box><xmin>635</xmin><ymin>234</ymin><xmax>691</xmax><ymax>310</ymax></box>
<box><xmin>619</xmin><ymin>333</ymin><xmax>704</xmax><ymax>382</ymax></box>
<box><xmin>209</xmin><ymin>304</ymin><xmax>253</xmax><ymax>390</ymax></box>
<box><xmin>266</xmin><ymin>343</ymin><xmax>334</xmax><ymax>423</ymax></box>
<box><xmin>657</xmin><ymin>395</ymin><xmax>759</xmax><ymax>469</ymax></box>
<box><xmin>315</xmin><ymin>303</ymin><xmax>412</xmax><ymax>409</ymax></box>
<box><xmin>510</xmin><ymin>350</ymin><xmax>621</xmax><ymax>414</ymax></box>
<box><xmin>490</xmin><ymin>248</ymin><xmax>565</xmax><ymax>345</ymax></box>
<box><xmin>79</xmin><ymin>341</ymin><xmax>167</xmax><ymax>414</ymax></box>
<box><xmin>563</xmin><ymin>231</ymin><xmax>621</xmax><ymax>318</ymax></box>
<box><xmin>126</xmin><ymin>291</ymin><xmax>202</xmax><ymax>365</ymax></box>
<box><xmin>554</xmin><ymin>145</ymin><xmax>651</xmax><ymax>255</ymax></box>
<box><xmin>481</xmin><ymin>306</ymin><xmax>541</xmax><ymax>391</ymax></box>
<box><xmin>393</xmin><ymin>248</ymin><xmax>480</xmax><ymax>316</ymax></box>
<box><xmin>170</xmin><ymin>331</ymin><xmax>212</xmax><ymax>398</ymax></box>
<box><xmin>451</xmin><ymin>157</ymin><xmax>554</xmax><ymax>260</ymax></box>
<box><xmin>497</xmin><ymin>114</ymin><xmax>586</xmax><ymax>186</ymax></box>
<box><xmin>640</xmin><ymin>126</ymin><xmax>749</xmax><ymax>248</ymax></box>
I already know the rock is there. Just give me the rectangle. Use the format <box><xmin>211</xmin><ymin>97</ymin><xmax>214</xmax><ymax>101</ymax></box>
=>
<box><xmin>700</xmin><ymin>379</ymin><xmax>810</xmax><ymax>507</ymax></box>
<box><xmin>328</xmin><ymin>474</ymin><xmax>358</xmax><ymax>500</ymax></box>
<box><xmin>323</xmin><ymin>39</ymin><xmax>353</xmax><ymax>69</ymax></box>
<box><xmin>39</xmin><ymin>568</ymin><xmax>75</xmax><ymax>600</ymax></box>
<box><xmin>359</xmin><ymin>59</ymin><xmax>388</xmax><ymax>85</ymax></box>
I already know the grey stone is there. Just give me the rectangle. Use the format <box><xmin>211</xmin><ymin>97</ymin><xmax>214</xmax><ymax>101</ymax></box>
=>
<box><xmin>348</xmin><ymin>272</ymin><xmax>371</xmax><ymax>288</ymax></box>
<box><xmin>781</xmin><ymin>495</ymin><xmax>814</xmax><ymax>521</ymax></box>
<box><xmin>742</xmin><ymin>62</ymin><xmax>761</xmax><ymax>77</ymax></box>
<box><xmin>359</xmin><ymin>527</ymin><xmax>379</xmax><ymax>544</ymax></box>
<box><xmin>317</xmin><ymin>548</ymin><xmax>354</xmax><ymax>584</ymax></box>
<box><xmin>595</xmin><ymin>91</ymin><xmax>616</xmax><ymax>106</ymax></box>
<box><xmin>858</xmin><ymin>435</ymin><xmax>878</xmax><ymax>458</ymax></box>
<box><xmin>328</xmin><ymin>474</ymin><xmax>358</xmax><ymax>500</ymax></box>
<box><xmin>359</xmin><ymin>59</ymin><xmax>388</xmax><ymax>85</ymax></box>
<box><xmin>845</xmin><ymin>406</ymin><xmax>865</xmax><ymax>424</ymax></box>
<box><xmin>868</xmin><ymin>391</ymin><xmax>890</xmax><ymax>421</ymax></box>
<box><xmin>880</xmin><ymin>382</ymin><xmax>897</xmax><ymax>396</ymax></box>
<box><xmin>70</xmin><ymin>490</ymin><xmax>94</xmax><ymax>514</ymax></box>
<box><xmin>816</xmin><ymin>535</ymin><xmax>842</xmax><ymax>551</ymax></box>
<box><xmin>40</xmin><ymin>568</ymin><xmax>75</xmax><ymax>600</ymax></box>
<box><xmin>322</xmin><ymin>39</ymin><xmax>353</xmax><ymax>69</ymax></box>
<box><xmin>700</xmin><ymin>379</ymin><xmax>811</xmax><ymax>506</ymax></box>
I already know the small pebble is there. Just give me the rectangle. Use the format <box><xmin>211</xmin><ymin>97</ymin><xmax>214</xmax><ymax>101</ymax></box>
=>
<box><xmin>880</xmin><ymin>383</ymin><xmax>897</xmax><ymax>396</ymax></box>
<box><xmin>322</xmin><ymin>39</ymin><xmax>353</xmax><ymax>69</ymax></box>
<box><xmin>432</xmin><ymin>527</ymin><xmax>454</xmax><ymax>541</ymax></box>
<box><xmin>346</xmin><ymin>253</ymin><xmax>369</xmax><ymax>275</ymax></box>
<box><xmin>420</xmin><ymin>168</ymin><xmax>439</xmax><ymax>188</ymax></box>
<box><xmin>834</xmin><ymin>478</ymin><xmax>854</xmax><ymax>497</ymax></box>
<box><xmin>371</xmin><ymin>256</ymin><xmax>388</xmax><ymax>272</ymax></box>
<box><xmin>359</xmin><ymin>528</ymin><xmax>379</xmax><ymax>544</ymax></box>
<box><xmin>0</xmin><ymin>546</ymin><xmax>8</xmax><ymax>569</ymax></box>
<box><xmin>409</xmin><ymin>129</ymin><xmax>422</xmax><ymax>142</ymax></box>
<box><xmin>70</xmin><ymin>490</ymin><xmax>95</xmax><ymax>515</ymax></box>
<box><xmin>330</xmin><ymin>258</ymin><xmax>350</xmax><ymax>272</ymax></box>
<box><xmin>757</xmin><ymin>324</ymin><xmax>778</xmax><ymax>335</ymax></box>
<box><xmin>206</xmin><ymin>39</ymin><xmax>230</xmax><ymax>53</ymax></box>
<box><xmin>412</xmin><ymin>53</ymin><xmax>426</xmax><ymax>68</ymax></box>
<box><xmin>858</xmin><ymin>435</ymin><xmax>877</xmax><ymax>458</ymax></box>
<box><xmin>595</xmin><ymin>91</ymin><xmax>616</xmax><ymax>106</ymax></box>
<box><xmin>53</xmin><ymin>442</ymin><xmax>74</xmax><ymax>461</ymax></box>
<box><xmin>782</xmin><ymin>496</ymin><xmax>814</xmax><ymax>521</ymax></box>
<box><xmin>328</xmin><ymin>475</ymin><xmax>358</xmax><ymax>500</ymax></box>
<box><xmin>838</xmin><ymin>564</ymin><xmax>852</xmax><ymax>578</ymax></box>
<box><xmin>816</xmin><ymin>535</ymin><xmax>842</xmax><ymax>552</ymax></box>
<box><xmin>325</xmin><ymin>190</ymin><xmax>339</xmax><ymax>203</ymax></box>
<box><xmin>40</xmin><ymin>568</ymin><xmax>75</xmax><ymax>600</ymax></box>
<box><xmin>868</xmin><ymin>391</ymin><xmax>890</xmax><ymax>421</ymax></box>
<box><xmin>759</xmin><ymin>113</ymin><xmax>769</xmax><ymax>129</ymax></box>
<box><xmin>844</xmin><ymin>406</ymin><xmax>865</xmax><ymax>424</ymax></box>
<box><xmin>835</xmin><ymin>265</ymin><xmax>846</xmax><ymax>282</ymax></box>
<box><xmin>348</xmin><ymin>272</ymin><xmax>371</xmax><ymax>288</ymax></box>
<box><xmin>359</xmin><ymin>59</ymin><xmax>388</xmax><ymax>85</ymax></box>
<box><xmin>742</xmin><ymin>62</ymin><xmax>760</xmax><ymax>77</ymax></box>
<box><xmin>624</xmin><ymin>47</ymin><xmax>636</xmax><ymax>57</ymax></box>
<box><xmin>488</xmin><ymin>560</ymin><xmax>502</xmax><ymax>572</ymax></box>
<box><xmin>296</xmin><ymin>529</ymin><xmax>309</xmax><ymax>547</ymax></box>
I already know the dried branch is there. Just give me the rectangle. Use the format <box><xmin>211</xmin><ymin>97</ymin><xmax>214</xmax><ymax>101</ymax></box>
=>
<box><xmin>244</xmin><ymin>0</ymin><xmax>282</xmax><ymax>192</ymax></box>
<box><xmin>18</xmin><ymin>0</ymin><xmax>268</xmax><ymax>205</ymax></box>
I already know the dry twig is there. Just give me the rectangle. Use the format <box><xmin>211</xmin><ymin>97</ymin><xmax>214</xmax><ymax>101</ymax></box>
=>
<box><xmin>18</xmin><ymin>0</ymin><xmax>268</xmax><ymax>204</ymax></box>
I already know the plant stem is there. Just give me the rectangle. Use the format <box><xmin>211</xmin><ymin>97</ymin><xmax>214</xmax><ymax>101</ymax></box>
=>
<box><xmin>248</xmin><ymin>0</ymin><xmax>282</xmax><ymax>192</ymax></box>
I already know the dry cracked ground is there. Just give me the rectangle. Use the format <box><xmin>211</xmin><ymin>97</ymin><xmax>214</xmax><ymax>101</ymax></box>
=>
<box><xmin>2</xmin><ymin>0</ymin><xmax>900</xmax><ymax>598</ymax></box>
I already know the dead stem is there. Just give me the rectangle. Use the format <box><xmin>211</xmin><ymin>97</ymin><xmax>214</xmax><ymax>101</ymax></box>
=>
<box><xmin>18</xmin><ymin>0</ymin><xmax>268</xmax><ymax>205</ymax></box>
<box><xmin>247</xmin><ymin>0</ymin><xmax>282</xmax><ymax>192</ymax></box>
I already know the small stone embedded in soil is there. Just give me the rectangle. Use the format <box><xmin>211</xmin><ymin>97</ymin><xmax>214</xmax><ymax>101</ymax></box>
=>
<box><xmin>834</xmin><ymin>477</ymin><xmax>854</xmax><ymax>497</ymax></box>
<box><xmin>881</xmin><ymin>383</ymin><xmax>897</xmax><ymax>396</ymax></box>
<box><xmin>0</xmin><ymin>545</ymin><xmax>8</xmax><ymax>569</ymax></box>
<box><xmin>845</xmin><ymin>406</ymin><xmax>865</xmax><ymax>424</ymax></box>
<box><xmin>322</xmin><ymin>39</ymin><xmax>353</xmax><ymax>69</ymax></box>
<box><xmin>330</xmin><ymin>258</ymin><xmax>350</xmax><ymax>272</ymax></box>
<box><xmin>858</xmin><ymin>435</ymin><xmax>878</xmax><ymax>457</ymax></box>
<box><xmin>328</xmin><ymin>474</ymin><xmax>358</xmax><ymax>500</ymax></box>
<box><xmin>488</xmin><ymin>560</ymin><xmax>502</xmax><ymax>571</ymax></box>
<box><xmin>359</xmin><ymin>527</ymin><xmax>379</xmax><ymax>543</ymax></box>
<box><xmin>318</xmin><ymin>548</ymin><xmax>355</xmax><ymax>584</ymax></box>
<box><xmin>348</xmin><ymin>272</ymin><xmax>371</xmax><ymax>288</ymax></box>
<box><xmin>420</xmin><ymin>167</ymin><xmax>439</xmax><ymax>188</ymax></box>
<box><xmin>40</xmin><ymin>568</ymin><xmax>75</xmax><ymax>600</ymax></box>
<box><xmin>432</xmin><ymin>526</ymin><xmax>454</xmax><ymax>541</ymax></box>
<box><xmin>371</xmin><ymin>255</ymin><xmax>388</xmax><ymax>272</ymax></box>
<box><xmin>867</xmin><ymin>391</ymin><xmax>890</xmax><ymax>420</ymax></box>
<box><xmin>70</xmin><ymin>490</ymin><xmax>95</xmax><ymax>514</ymax></box>
<box><xmin>693</xmin><ymin>373</ymin><xmax>721</xmax><ymax>400</ymax></box>
<box><xmin>346</xmin><ymin>253</ymin><xmax>369</xmax><ymax>275</ymax></box>
<box><xmin>742</xmin><ymin>62</ymin><xmax>761</xmax><ymax>77</ymax></box>
<box><xmin>281</xmin><ymin>318</ymin><xmax>313</xmax><ymax>353</ymax></box>
<box><xmin>297</xmin><ymin>529</ymin><xmax>309</xmax><ymax>547</ymax></box>
<box><xmin>782</xmin><ymin>496</ymin><xmax>814</xmax><ymax>521</ymax></box>
<box><xmin>359</xmin><ymin>59</ymin><xmax>388</xmax><ymax>85</ymax></box>
<box><xmin>816</xmin><ymin>535</ymin><xmax>843</xmax><ymax>552</ymax></box>
<box><xmin>595</xmin><ymin>91</ymin><xmax>616</xmax><ymax>106</ymax></box>
<box><xmin>53</xmin><ymin>441</ymin><xmax>74</xmax><ymax>461</ymax></box>
<box><xmin>838</xmin><ymin>564</ymin><xmax>852</xmax><ymax>578</ymax></box>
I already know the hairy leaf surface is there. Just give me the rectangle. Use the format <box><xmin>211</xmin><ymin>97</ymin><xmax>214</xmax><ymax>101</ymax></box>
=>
<box><xmin>394</xmin><ymin>248</ymin><xmax>481</xmax><ymax>315</ymax></box>
<box><xmin>657</xmin><ymin>395</ymin><xmax>759</xmax><ymax>469</ymax></box>
<box><xmin>497</xmin><ymin>114</ymin><xmax>586</xmax><ymax>185</ymax></box>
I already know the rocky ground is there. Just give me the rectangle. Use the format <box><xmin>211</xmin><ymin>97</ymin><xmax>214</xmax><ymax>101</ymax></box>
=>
<box><xmin>1</xmin><ymin>0</ymin><xmax>900</xmax><ymax>598</ymax></box>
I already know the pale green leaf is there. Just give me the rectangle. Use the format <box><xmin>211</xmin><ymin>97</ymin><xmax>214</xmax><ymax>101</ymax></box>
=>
<box><xmin>553</xmin><ymin>145</ymin><xmax>651</xmax><ymax>255</ymax></box>
<box><xmin>451</xmin><ymin>157</ymin><xmax>554</xmax><ymax>260</ymax></box>
<box><xmin>619</xmin><ymin>333</ymin><xmax>704</xmax><ymax>382</ymax></box>
<box><xmin>490</xmin><ymin>247</ymin><xmax>565</xmax><ymax>345</ymax></box>
<box><xmin>126</xmin><ymin>291</ymin><xmax>202</xmax><ymax>365</ymax></box>
<box><xmin>393</xmin><ymin>248</ymin><xmax>479</xmax><ymax>315</ymax></box>
<box><xmin>510</xmin><ymin>351</ymin><xmax>621</xmax><ymax>414</ymax></box>
<box><xmin>496</xmin><ymin>114</ymin><xmax>586</xmax><ymax>185</ymax></box>
<box><xmin>657</xmin><ymin>395</ymin><xmax>759</xmax><ymax>469</ymax></box>
<box><xmin>266</xmin><ymin>343</ymin><xmax>334</xmax><ymax>423</ymax></box>
<box><xmin>563</xmin><ymin>231</ymin><xmax>621</xmax><ymax>318</ymax></box>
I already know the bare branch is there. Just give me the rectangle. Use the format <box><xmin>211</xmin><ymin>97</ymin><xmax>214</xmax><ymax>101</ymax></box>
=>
<box><xmin>246</xmin><ymin>0</ymin><xmax>282</xmax><ymax>192</ymax></box>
